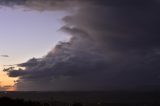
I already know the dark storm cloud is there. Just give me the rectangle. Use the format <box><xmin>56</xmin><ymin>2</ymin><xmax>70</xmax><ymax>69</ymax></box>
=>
<box><xmin>0</xmin><ymin>0</ymin><xmax>81</xmax><ymax>11</ymax></box>
<box><xmin>0</xmin><ymin>0</ymin><xmax>156</xmax><ymax>8</ymax></box>
<box><xmin>8</xmin><ymin>69</ymin><xmax>26</xmax><ymax>77</ymax></box>
<box><xmin>0</xmin><ymin>0</ymin><xmax>26</xmax><ymax>6</ymax></box>
<box><xmin>3</xmin><ymin>0</ymin><xmax>160</xmax><ymax>90</ymax></box>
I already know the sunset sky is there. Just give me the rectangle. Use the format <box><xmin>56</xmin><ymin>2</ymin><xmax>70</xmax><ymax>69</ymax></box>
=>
<box><xmin>0</xmin><ymin>7</ymin><xmax>68</xmax><ymax>90</ymax></box>
<box><xmin>0</xmin><ymin>0</ymin><xmax>160</xmax><ymax>91</ymax></box>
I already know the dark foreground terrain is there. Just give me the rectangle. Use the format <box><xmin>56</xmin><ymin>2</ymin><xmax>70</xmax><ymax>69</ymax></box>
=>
<box><xmin>0</xmin><ymin>91</ymin><xmax>160</xmax><ymax>106</ymax></box>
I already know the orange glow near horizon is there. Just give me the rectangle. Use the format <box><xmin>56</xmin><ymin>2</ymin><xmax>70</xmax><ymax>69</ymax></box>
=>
<box><xmin>0</xmin><ymin>65</ymin><xmax>18</xmax><ymax>91</ymax></box>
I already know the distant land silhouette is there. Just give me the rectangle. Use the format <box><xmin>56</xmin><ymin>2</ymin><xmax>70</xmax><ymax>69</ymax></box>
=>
<box><xmin>0</xmin><ymin>91</ymin><xmax>160</xmax><ymax>106</ymax></box>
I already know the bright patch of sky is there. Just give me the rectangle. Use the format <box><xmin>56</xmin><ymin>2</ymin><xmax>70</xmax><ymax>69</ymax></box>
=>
<box><xmin>0</xmin><ymin>7</ymin><xmax>69</xmax><ymax>90</ymax></box>
<box><xmin>0</xmin><ymin>7</ymin><xmax>69</xmax><ymax>65</ymax></box>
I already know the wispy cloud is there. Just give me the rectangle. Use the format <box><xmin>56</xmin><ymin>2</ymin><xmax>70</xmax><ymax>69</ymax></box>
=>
<box><xmin>0</xmin><ymin>55</ymin><xmax>9</xmax><ymax>58</ymax></box>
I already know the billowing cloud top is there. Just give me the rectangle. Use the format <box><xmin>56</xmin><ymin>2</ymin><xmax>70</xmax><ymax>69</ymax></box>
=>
<box><xmin>3</xmin><ymin>0</ymin><xmax>160</xmax><ymax>91</ymax></box>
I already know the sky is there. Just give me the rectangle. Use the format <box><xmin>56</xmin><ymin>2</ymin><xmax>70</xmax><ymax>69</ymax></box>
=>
<box><xmin>0</xmin><ymin>0</ymin><xmax>160</xmax><ymax>91</ymax></box>
<box><xmin>0</xmin><ymin>6</ymin><xmax>69</xmax><ymax>90</ymax></box>
<box><xmin>0</xmin><ymin>7</ymin><xmax>68</xmax><ymax>65</ymax></box>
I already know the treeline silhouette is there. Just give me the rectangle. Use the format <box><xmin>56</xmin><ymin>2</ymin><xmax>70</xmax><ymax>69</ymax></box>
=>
<box><xmin>0</xmin><ymin>97</ymin><xmax>160</xmax><ymax>106</ymax></box>
<box><xmin>0</xmin><ymin>97</ymin><xmax>81</xmax><ymax>106</ymax></box>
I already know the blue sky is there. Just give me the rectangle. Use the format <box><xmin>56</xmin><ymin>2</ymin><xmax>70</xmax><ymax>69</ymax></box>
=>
<box><xmin>0</xmin><ymin>7</ymin><xmax>69</xmax><ymax>65</ymax></box>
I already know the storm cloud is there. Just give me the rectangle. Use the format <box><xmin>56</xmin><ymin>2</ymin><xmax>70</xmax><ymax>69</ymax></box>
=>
<box><xmin>2</xmin><ymin>0</ymin><xmax>160</xmax><ymax>91</ymax></box>
<box><xmin>0</xmin><ymin>0</ymin><xmax>82</xmax><ymax>11</ymax></box>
